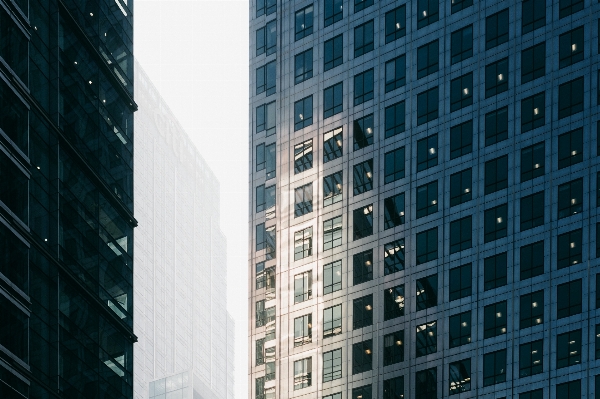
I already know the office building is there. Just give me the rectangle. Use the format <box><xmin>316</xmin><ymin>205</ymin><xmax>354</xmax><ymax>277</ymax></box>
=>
<box><xmin>249</xmin><ymin>0</ymin><xmax>600</xmax><ymax>398</ymax></box>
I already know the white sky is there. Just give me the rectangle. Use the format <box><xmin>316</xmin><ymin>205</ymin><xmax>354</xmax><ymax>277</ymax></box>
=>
<box><xmin>134</xmin><ymin>1</ymin><xmax>249</xmax><ymax>397</ymax></box>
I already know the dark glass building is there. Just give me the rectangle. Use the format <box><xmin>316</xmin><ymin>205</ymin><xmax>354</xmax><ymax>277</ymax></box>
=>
<box><xmin>0</xmin><ymin>0</ymin><xmax>136</xmax><ymax>397</ymax></box>
<box><xmin>249</xmin><ymin>0</ymin><xmax>600</xmax><ymax>398</ymax></box>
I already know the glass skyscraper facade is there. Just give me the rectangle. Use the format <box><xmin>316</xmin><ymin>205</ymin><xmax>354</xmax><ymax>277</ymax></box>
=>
<box><xmin>249</xmin><ymin>0</ymin><xmax>600</xmax><ymax>398</ymax></box>
<box><xmin>0</xmin><ymin>0</ymin><xmax>136</xmax><ymax>397</ymax></box>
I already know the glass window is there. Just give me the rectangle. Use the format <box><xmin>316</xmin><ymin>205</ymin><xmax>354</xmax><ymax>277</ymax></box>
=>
<box><xmin>324</xmin><ymin>34</ymin><xmax>343</xmax><ymax>71</ymax></box>
<box><xmin>520</xmin><ymin>290</ymin><xmax>544</xmax><ymax>329</ymax></box>
<box><xmin>324</xmin><ymin>82</ymin><xmax>343</xmax><ymax>118</ymax></box>
<box><xmin>256</xmin><ymin>300</ymin><xmax>266</xmax><ymax>327</ymax></box>
<box><xmin>323</xmin><ymin>305</ymin><xmax>342</xmax><ymax>338</ymax></box>
<box><xmin>352</xmin><ymin>385</ymin><xmax>372</xmax><ymax>399</ymax></box>
<box><xmin>294</xmin><ymin>140</ymin><xmax>313</xmax><ymax>174</ymax></box>
<box><xmin>294</xmin><ymin>227</ymin><xmax>313</xmax><ymax>260</ymax></box>
<box><xmin>522</xmin><ymin>0</ymin><xmax>545</xmax><ymax>33</ymax></box>
<box><xmin>384</xmin><ymin>239</ymin><xmax>405</xmax><ymax>275</ymax></box>
<box><xmin>384</xmin><ymin>285</ymin><xmax>405</xmax><ymax>320</ymax></box>
<box><xmin>451</xmin><ymin>0</ymin><xmax>472</xmax><ymax>14</ymax></box>
<box><xmin>450</xmin><ymin>216</ymin><xmax>472</xmax><ymax>254</ymax></box>
<box><xmin>416</xmin><ymin>274</ymin><xmax>438</xmax><ymax>311</ymax></box>
<box><xmin>324</xmin><ymin>0</ymin><xmax>343</xmax><ymax>27</ymax></box>
<box><xmin>385</xmin><ymin>55</ymin><xmax>406</xmax><ymax>93</ymax></box>
<box><xmin>256</xmin><ymin>223</ymin><xmax>276</xmax><ymax>260</ymax></box>
<box><xmin>557</xmin><ymin>330</ymin><xmax>581</xmax><ymax>368</ymax></box>
<box><xmin>416</xmin><ymin>321</ymin><xmax>437</xmax><ymax>357</ymax></box>
<box><xmin>417</xmin><ymin>40</ymin><xmax>439</xmax><ymax>79</ymax></box>
<box><xmin>354</xmin><ymin>68</ymin><xmax>374</xmax><ymax>105</ymax></box>
<box><xmin>354</xmin><ymin>0</ymin><xmax>372</xmax><ymax>12</ymax></box>
<box><xmin>255</xmin><ymin>261</ymin><xmax>266</xmax><ymax>289</ymax></box>
<box><xmin>417</xmin><ymin>0</ymin><xmax>439</xmax><ymax>29</ymax></box>
<box><xmin>520</xmin><ymin>241</ymin><xmax>544</xmax><ymax>280</ymax></box>
<box><xmin>449</xmin><ymin>263</ymin><xmax>471</xmax><ymax>301</ymax></box>
<box><xmin>323</xmin><ymin>260</ymin><xmax>342</xmax><ymax>294</ymax></box>
<box><xmin>483</xmin><ymin>349</ymin><xmax>506</xmax><ymax>386</ymax></box>
<box><xmin>416</xmin><ymin>227</ymin><xmax>437</xmax><ymax>264</ymax></box>
<box><xmin>354</xmin><ymin>20</ymin><xmax>374</xmax><ymax>57</ymax></box>
<box><xmin>383</xmin><ymin>376</ymin><xmax>404</xmax><ymax>399</ymax></box>
<box><xmin>323</xmin><ymin>348</ymin><xmax>342</xmax><ymax>382</ymax></box>
<box><xmin>294</xmin><ymin>48</ymin><xmax>313</xmax><ymax>84</ymax></box>
<box><xmin>294</xmin><ymin>96</ymin><xmax>313</xmax><ymax>131</ymax></box>
<box><xmin>256</xmin><ymin>61</ymin><xmax>276</xmax><ymax>96</ymax></box>
<box><xmin>557</xmin><ymin>279</ymin><xmax>582</xmax><ymax>319</ymax></box>
<box><xmin>255</xmin><ymin>377</ymin><xmax>265</xmax><ymax>399</ymax></box>
<box><xmin>353</xmin><ymin>114</ymin><xmax>374</xmax><ymax>150</ymax></box>
<box><xmin>521</xmin><ymin>92</ymin><xmax>545</xmax><ymax>132</ymax></box>
<box><xmin>521</xmin><ymin>142</ymin><xmax>544</xmax><ymax>182</ymax></box>
<box><xmin>0</xmin><ymin>295</ymin><xmax>27</xmax><ymax>361</ymax></box>
<box><xmin>484</xmin><ymin>252</ymin><xmax>507</xmax><ymax>290</ymax></box>
<box><xmin>256</xmin><ymin>0</ymin><xmax>276</xmax><ymax>17</ymax></box>
<box><xmin>415</xmin><ymin>368</ymin><xmax>437</xmax><ymax>398</ymax></box>
<box><xmin>484</xmin><ymin>155</ymin><xmax>508</xmax><ymax>194</ymax></box>
<box><xmin>323</xmin><ymin>127</ymin><xmax>343</xmax><ymax>163</ymax></box>
<box><xmin>596</xmin><ymin>324</ymin><xmax>600</xmax><ymax>359</ymax></box>
<box><xmin>558</xmin><ymin>178</ymin><xmax>583</xmax><ymax>219</ymax></box>
<box><xmin>485</xmin><ymin>58</ymin><xmax>508</xmax><ymax>98</ymax></box>
<box><xmin>559</xmin><ymin>0</ymin><xmax>583</xmax><ymax>19</ymax></box>
<box><xmin>353</xmin><ymin>204</ymin><xmax>373</xmax><ymax>240</ymax></box>
<box><xmin>323</xmin><ymin>170</ymin><xmax>342</xmax><ymax>206</ymax></box>
<box><xmin>484</xmin><ymin>301</ymin><xmax>507</xmax><ymax>338</ymax></box>
<box><xmin>384</xmin><ymin>146</ymin><xmax>405</xmax><ymax>184</ymax></box>
<box><xmin>294</xmin><ymin>271</ymin><xmax>312</xmax><ymax>303</ymax></box>
<box><xmin>256</xmin><ymin>183</ymin><xmax>276</xmax><ymax>218</ymax></box>
<box><xmin>451</xmin><ymin>25</ymin><xmax>473</xmax><ymax>64</ymax></box>
<box><xmin>0</xmin><ymin>156</ymin><xmax>27</xmax><ymax>224</ymax></box>
<box><xmin>353</xmin><ymin>249</ymin><xmax>373</xmax><ymax>285</ymax></box>
<box><xmin>383</xmin><ymin>331</ymin><xmax>404</xmax><ymax>366</ymax></box>
<box><xmin>557</xmin><ymin>228</ymin><xmax>582</xmax><ymax>269</ymax></box>
<box><xmin>520</xmin><ymin>192</ymin><xmax>544</xmax><ymax>231</ymax></box>
<box><xmin>520</xmin><ymin>340</ymin><xmax>543</xmax><ymax>377</ymax></box>
<box><xmin>416</xmin><ymin>181</ymin><xmax>437</xmax><ymax>218</ymax></box>
<box><xmin>385</xmin><ymin>6</ymin><xmax>406</xmax><ymax>43</ymax></box>
<box><xmin>486</xmin><ymin>9</ymin><xmax>509</xmax><ymax>50</ymax></box>
<box><xmin>352</xmin><ymin>340</ymin><xmax>373</xmax><ymax>374</ymax></box>
<box><xmin>449</xmin><ymin>310</ymin><xmax>471</xmax><ymax>348</ymax></box>
<box><xmin>295</xmin><ymin>5</ymin><xmax>313</xmax><ymax>41</ymax></box>
<box><xmin>558</xmin><ymin>77</ymin><xmax>584</xmax><ymax>119</ymax></box>
<box><xmin>485</xmin><ymin>107</ymin><xmax>508</xmax><ymax>146</ymax></box>
<box><xmin>293</xmin><ymin>357</ymin><xmax>311</xmax><ymax>390</ymax></box>
<box><xmin>256</xmin><ymin>19</ymin><xmax>277</xmax><ymax>56</ymax></box>
<box><xmin>558</xmin><ymin>129</ymin><xmax>583</xmax><ymax>169</ymax></box>
<box><xmin>522</xmin><ymin>42</ymin><xmax>545</xmax><ymax>83</ymax></box>
<box><xmin>484</xmin><ymin>203</ymin><xmax>508</xmax><ymax>242</ymax></box>
<box><xmin>256</xmin><ymin>101</ymin><xmax>276</xmax><ymax>136</ymax></box>
<box><xmin>256</xmin><ymin>338</ymin><xmax>265</xmax><ymax>365</ymax></box>
<box><xmin>384</xmin><ymin>193</ymin><xmax>405</xmax><ymax>229</ymax></box>
<box><xmin>294</xmin><ymin>183</ymin><xmax>313</xmax><ymax>217</ymax></box>
<box><xmin>450</xmin><ymin>73</ymin><xmax>473</xmax><ymax>112</ymax></box>
<box><xmin>323</xmin><ymin>216</ymin><xmax>342</xmax><ymax>250</ymax></box>
<box><xmin>324</xmin><ymin>394</ymin><xmax>342</xmax><ymax>399</ymax></box>
<box><xmin>417</xmin><ymin>135</ymin><xmax>438</xmax><ymax>172</ymax></box>
<box><xmin>450</xmin><ymin>169</ymin><xmax>472</xmax><ymax>207</ymax></box>
<box><xmin>353</xmin><ymin>294</ymin><xmax>373</xmax><ymax>329</ymax></box>
<box><xmin>353</xmin><ymin>159</ymin><xmax>374</xmax><ymax>195</ymax></box>
<box><xmin>417</xmin><ymin>87</ymin><xmax>439</xmax><ymax>125</ymax></box>
<box><xmin>449</xmin><ymin>359</ymin><xmax>471</xmax><ymax>394</ymax></box>
<box><xmin>384</xmin><ymin>101</ymin><xmax>405</xmax><ymax>138</ymax></box>
<box><xmin>556</xmin><ymin>380</ymin><xmax>581</xmax><ymax>399</ymax></box>
<box><xmin>294</xmin><ymin>314</ymin><xmax>312</xmax><ymax>347</ymax></box>
<box><xmin>450</xmin><ymin>120</ymin><xmax>473</xmax><ymax>159</ymax></box>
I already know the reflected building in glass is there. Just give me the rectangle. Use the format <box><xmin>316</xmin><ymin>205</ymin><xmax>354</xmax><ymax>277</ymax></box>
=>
<box><xmin>249</xmin><ymin>0</ymin><xmax>600</xmax><ymax>398</ymax></box>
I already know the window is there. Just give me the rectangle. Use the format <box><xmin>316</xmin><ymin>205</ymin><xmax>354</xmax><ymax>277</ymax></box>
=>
<box><xmin>484</xmin><ymin>301</ymin><xmax>507</xmax><ymax>338</ymax></box>
<box><xmin>256</xmin><ymin>338</ymin><xmax>265</xmax><ymax>365</ymax></box>
<box><xmin>256</xmin><ymin>142</ymin><xmax>276</xmax><ymax>179</ymax></box>
<box><xmin>485</xmin><ymin>58</ymin><xmax>508</xmax><ymax>98</ymax></box>
<box><xmin>353</xmin><ymin>159</ymin><xmax>374</xmax><ymax>195</ymax></box>
<box><xmin>557</xmin><ymin>228</ymin><xmax>582</xmax><ymax>268</ymax></box>
<box><xmin>484</xmin><ymin>252</ymin><xmax>507</xmax><ymax>291</ymax></box>
<box><xmin>557</xmin><ymin>279</ymin><xmax>582</xmax><ymax>319</ymax></box>
<box><xmin>353</xmin><ymin>204</ymin><xmax>373</xmax><ymax>240</ymax></box>
<box><xmin>323</xmin><ymin>348</ymin><xmax>342</xmax><ymax>382</ymax></box>
<box><xmin>450</xmin><ymin>216</ymin><xmax>472</xmax><ymax>254</ymax></box>
<box><xmin>324</xmin><ymin>35</ymin><xmax>343</xmax><ymax>71</ymax></box>
<box><xmin>450</xmin><ymin>73</ymin><xmax>473</xmax><ymax>112</ymax></box>
<box><xmin>522</xmin><ymin>42</ymin><xmax>545</xmax><ymax>83</ymax></box>
<box><xmin>323</xmin><ymin>216</ymin><xmax>342</xmax><ymax>250</ymax></box>
<box><xmin>294</xmin><ymin>49</ymin><xmax>313</xmax><ymax>84</ymax></box>
<box><xmin>256</xmin><ymin>223</ymin><xmax>276</xmax><ymax>259</ymax></box>
<box><xmin>382</xmin><ymin>193</ymin><xmax>405</xmax><ymax>230</ymax></box>
<box><xmin>486</xmin><ymin>9</ymin><xmax>508</xmax><ymax>50</ymax></box>
<box><xmin>520</xmin><ymin>290</ymin><xmax>544</xmax><ymax>329</ymax></box>
<box><xmin>521</xmin><ymin>92</ymin><xmax>545</xmax><ymax>132</ymax></box>
<box><xmin>450</xmin><ymin>120</ymin><xmax>473</xmax><ymax>159</ymax></box>
<box><xmin>295</xmin><ymin>5</ymin><xmax>313</xmax><ymax>41</ymax></box>
<box><xmin>558</xmin><ymin>129</ymin><xmax>583</xmax><ymax>169</ymax></box>
<box><xmin>323</xmin><ymin>171</ymin><xmax>343</xmax><ymax>206</ymax></box>
<box><xmin>353</xmin><ymin>114</ymin><xmax>374</xmax><ymax>150</ymax></box>
<box><xmin>294</xmin><ymin>314</ymin><xmax>312</xmax><ymax>347</ymax></box>
<box><xmin>384</xmin><ymin>285</ymin><xmax>405</xmax><ymax>320</ymax></box>
<box><xmin>353</xmin><ymin>249</ymin><xmax>373</xmax><ymax>285</ymax></box>
<box><xmin>323</xmin><ymin>127</ymin><xmax>343</xmax><ymax>162</ymax></box>
<box><xmin>417</xmin><ymin>135</ymin><xmax>438</xmax><ymax>172</ymax></box>
<box><xmin>519</xmin><ymin>340</ymin><xmax>543</xmax><ymax>377</ymax></box>
<box><xmin>485</xmin><ymin>107</ymin><xmax>508</xmax><ymax>146</ymax></box>
<box><xmin>294</xmin><ymin>96</ymin><xmax>313</xmax><ymax>131</ymax></box>
<box><xmin>558</xmin><ymin>179</ymin><xmax>583</xmax><ymax>218</ymax></box>
<box><xmin>324</xmin><ymin>394</ymin><xmax>342</xmax><ymax>399</ymax></box>
<box><xmin>255</xmin><ymin>262</ymin><xmax>268</xmax><ymax>290</ymax></box>
<box><xmin>294</xmin><ymin>227</ymin><xmax>313</xmax><ymax>261</ymax></box>
<box><xmin>557</xmin><ymin>329</ymin><xmax>581</xmax><ymax>368</ymax></box>
<box><xmin>354</xmin><ymin>20</ymin><xmax>374</xmax><ymax>57</ymax></box>
<box><xmin>384</xmin><ymin>239</ymin><xmax>405</xmax><ymax>275</ymax></box>
<box><xmin>256</xmin><ymin>61</ymin><xmax>276</xmax><ymax>96</ymax></box>
<box><xmin>383</xmin><ymin>331</ymin><xmax>404</xmax><ymax>366</ymax></box>
<box><xmin>451</xmin><ymin>25</ymin><xmax>473</xmax><ymax>64</ymax></box>
<box><xmin>484</xmin><ymin>204</ymin><xmax>508</xmax><ymax>242</ymax></box>
<box><xmin>323</xmin><ymin>260</ymin><xmax>342</xmax><ymax>294</ymax></box>
<box><xmin>385</xmin><ymin>6</ymin><xmax>406</xmax><ymax>43</ymax></box>
<box><xmin>416</xmin><ymin>181</ymin><xmax>437</xmax><ymax>218</ymax></box>
<box><xmin>256</xmin><ymin>0</ymin><xmax>276</xmax><ymax>17</ymax></box>
<box><xmin>416</xmin><ymin>322</ymin><xmax>437</xmax><ymax>357</ymax></box>
<box><xmin>598</xmin><ymin>224</ymin><xmax>600</xmax><ymax>259</ymax></box>
<box><xmin>449</xmin><ymin>311</ymin><xmax>471</xmax><ymax>348</ymax></box>
<box><xmin>323</xmin><ymin>305</ymin><xmax>342</xmax><ymax>338</ymax></box>
<box><xmin>521</xmin><ymin>142</ymin><xmax>544</xmax><ymax>182</ymax></box>
<box><xmin>416</xmin><ymin>227</ymin><xmax>437</xmax><ymax>264</ymax></box>
<box><xmin>417</xmin><ymin>87</ymin><xmax>438</xmax><ymax>125</ymax></box>
<box><xmin>352</xmin><ymin>340</ymin><xmax>372</xmax><ymax>374</ymax></box>
<box><xmin>449</xmin><ymin>359</ymin><xmax>471</xmax><ymax>394</ymax></box>
<box><xmin>257</xmin><ymin>20</ymin><xmax>276</xmax><ymax>56</ymax></box>
<box><xmin>556</xmin><ymin>380</ymin><xmax>581</xmax><ymax>399</ymax></box>
<box><xmin>383</xmin><ymin>376</ymin><xmax>404</xmax><ymax>399</ymax></box>
<box><xmin>559</xmin><ymin>77</ymin><xmax>584</xmax><ymax>119</ymax></box>
<box><xmin>417</xmin><ymin>0</ymin><xmax>439</xmax><ymax>29</ymax></box>
<box><xmin>294</xmin><ymin>357</ymin><xmax>311</xmax><ymax>390</ymax></box>
<box><xmin>483</xmin><ymin>350</ymin><xmax>506</xmax><ymax>386</ymax></box>
<box><xmin>353</xmin><ymin>294</ymin><xmax>373</xmax><ymax>329</ymax></box>
<box><xmin>559</xmin><ymin>0</ymin><xmax>583</xmax><ymax>19</ymax></box>
<box><xmin>597</xmin><ymin>274</ymin><xmax>600</xmax><ymax>308</ymax></box>
<box><xmin>257</xmin><ymin>101</ymin><xmax>276</xmax><ymax>136</ymax></box>
<box><xmin>294</xmin><ymin>140</ymin><xmax>313</xmax><ymax>174</ymax></box>
<box><xmin>294</xmin><ymin>183</ymin><xmax>313</xmax><ymax>217</ymax></box>
<box><xmin>452</xmin><ymin>0</ymin><xmax>472</xmax><ymax>14</ymax></box>
<box><xmin>522</xmin><ymin>0</ymin><xmax>545</xmax><ymax>33</ymax></box>
<box><xmin>352</xmin><ymin>385</ymin><xmax>372</xmax><ymax>399</ymax></box>
<box><xmin>520</xmin><ymin>241</ymin><xmax>543</xmax><ymax>277</ymax></box>
<box><xmin>384</xmin><ymin>146</ymin><xmax>405</xmax><ymax>184</ymax></box>
<box><xmin>385</xmin><ymin>55</ymin><xmax>406</xmax><ymax>92</ymax></box>
<box><xmin>384</xmin><ymin>101</ymin><xmax>405</xmax><ymax>138</ymax></box>
<box><xmin>354</xmin><ymin>0</ymin><xmax>372</xmax><ymax>12</ymax></box>
<box><xmin>255</xmin><ymin>377</ymin><xmax>265</xmax><ymax>399</ymax></box>
<box><xmin>596</xmin><ymin>325</ymin><xmax>600</xmax><ymax>359</ymax></box>
<box><xmin>520</xmin><ymin>192</ymin><xmax>543</xmax><ymax>231</ymax></box>
<box><xmin>294</xmin><ymin>271</ymin><xmax>312</xmax><ymax>303</ymax></box>
<box><xmin>485</xmin><ymin>155</ymin><xmax>508</xmax><ymax>194</ymax></box>
<box><xmin>354</xmin><ymin>69</ymin><xmax>374</xmax><ymax>105</ymax></box>
<box><xmin>449</xmin><ymin>263</ymin><xmax>471</xmax><ymax>301</ymax></box>
<box><xmin>417</xmin><ymin>40</ymin><xmax>439</xmax><ymax>79</ymax></box>
<box><xmin>324</xmin><ymin>0</ymin><xmax>342</xmax><ymax>27</ymax></box>
<box><xmin>256</xmin><ymin>184</ymin><xmax>276</xmax><ymax>217</ymax></box>
<box><xmin>415</xmin><ymin>368</ymin><xmax>437</xmax><ymax>399</ymax></box>
<box><xmin>256</xmin><ymin>300</ymin><xmax>266</xmax><ymax>327</ymax></box>
<box><xmin>416</xmin><ymin>274</ymin><xmax>438</xmax><ymax>310</ymax></box>
<box><xmin>324</xmin><ymin>82</ymin><xmax>343</xmax><ymax>118</ymax></box>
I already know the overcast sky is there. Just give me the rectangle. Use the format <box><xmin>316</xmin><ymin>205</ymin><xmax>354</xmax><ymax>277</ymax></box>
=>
<box><xmin>134</xmin><ymin>1</ymin><xmax>249</xmax><ymax>397</ymax></box>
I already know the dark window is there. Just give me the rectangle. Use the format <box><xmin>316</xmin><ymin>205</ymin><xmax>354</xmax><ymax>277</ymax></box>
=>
<box><xmin>384</xmin><ymin>285</ymin><xmax>405</xmax><ymax>320</ymax></box>
<box><xmin>416</xmin><ymin>181</ymin><xmax>438</xmax><ymax>218</ymax></box>
<box><xmin>353</xmin><ymin>294</ymin><xmax>373</xmax><ymax>329</ymax></box>
<box><xmin>354</xmin><ymin>0</ymin><xmax>373</xmax><ymax>12</ymax></box>
<box><xmin>256</xmin><ymin>184</ymin><xmax>276</xmax><ymax>218</ymax></box>
<box><xmin>255</xmin><ymin>262</ymin><xmax>268</xmax><ymax>290</ymax></box>
<box><xmin>451</xmin><ymin>0</ymin><xmax>472</xmax><ymax>14</ymax></box>
<box><xmin>417</xmin><ymin>135</ymin><xmax>438</xmax><ymax>172</ymax></box>
<box><xmin>520</xmin><ymin>241</ymin><xmax>544</xmax><ymax>280</ymax></box>
<box><xmin>556</xmin><ymin>329</ymin><xmax>582</xmax><ymax>368</ymax></box>
<box><xmin>353</xmin><ymin>204</ymin><xmax>373</xmax><ymax>240</ymax></box>
<box><xmin>384</xmin><ymin>146</ymin><xmax>405</xmax><ymax>184</ymax></box>
<box><xmin>353</xmin><ymin>159</ymin><xmax>374</xmax><ymax>195</ymax></box>
<box><xmin>324</xmin><ymin>0</ymin><xmax>343</xmax><ymax>27</ymax></box>
<box><xmin>521</xmin><ymin>142</ymin><xmax>545</xmax><ymax>182</ymax></box>
<box><xmin>323</xmin><ymin>260</ymin><xmax>342</xmax><ymax>294</ymax></box>
<box><xmin>294</xmin><ymin>183</ymin><xmax>313</xmax><ymax>217</ymax></box>
<box><xmin>384</xmin><ymin>239</ymin><xmax>405</xmax><ymax>275</ymax></box>
<box><xmin>598</xmin><ymin>224</ymin><xmax>600</xmax><ymax>259</ymax></box>
<box><xmin>353</xmin><ymin>249</ymin><xmax>373</xmax><ymax>285</ymax></box>
<box><xmin>417</xmin><ymin>0</ymin><xmax>439</xmax><ymax>29</ymax></box>
<box><xmin>256</xmin><ymin>143</ymin><xmax>276</xmax><ymax>179</ymax></box>
<box><xmin>559</xmin><ymin>0</ymin><xmax>584</xmax><ymax>19</ymax></box>
<box><xmin>450</xmin><ymin>120</ymin><xmax>473</xmax><ymax>159</ymax></box>
<box><xmin>558</xmin><ymin>77</ymin><xmax>584</xmax><ymax>119</ymax></box>
<box><xmin>323</xmin><ymin>348</ymin><xmax>342</xmax><ymax>381</ymax></box>
<box><xmin>483</xmin><ymin>350</ymin><xmax>506</xmax><ymax>386</ymax></box>
<box><xmin>257</xmin><ymin>101</ymin><xmax>276</xmax><ymax>136</ymax></box>
<box><xmin>0</xmin><ymin>295</ymin><xmax>27</xmax><ymax>361</ymax></box>
<box><xmin>556</xmin><ymin>380</ymin><xmax>581</xmax><ymax>399</ymax></box>
<box><xmin>385</xmin><ymin>55</ymin><xmax>406</xmax><ymax>92</ymax></box>
<box><xmin>294</xmin><ymin>96</ymin><xmax>313</xmax><ymax>131</ymax></box>
<box><xmin>449</xmin><ymin>264</ymin><xmax>471</xmax><ymax>301</ymax></box>
<box><xmin>324</xmin><ymin>82</ymin><xmax>343</xmax><ymax>118</ymax></box>
<box><xmin>416</xmin><ymin>322</ymin><xmax>437</xmax><ymax>357</ymax></box>
<box><xmin>485</xmin><ymin>155</ymin><xmax>508</xmax><ymax>194</ymax></box>
<box><xmin>450</xmin><ymin>216</ymin><xmax>472</xmax><ymax>254</ymax></box>
<box><xmin>294</xmin><ymin>48</ymin><xmax>313</xmax><ymax>84</ymax></box>
<box><xmin>449</xmin><ymin>359</ymin><xmax>471</xmax><ymax>394</ymax></box>
<box><xmin>557</xmin><ymin>228</ymin><xmax>582</xmax><ymax>269</ymax></box>
<box><xmin>522</xmin><ymin>0</ymin><xmax>545</xmax><ymax>33</ymax></box>
<box><xmin>415</xmin><ymin>368</ymin><xmax>437</xmax><ymax>399</ymax></box>
<box><xmin>257</xmin><ymin>0</ymin><xmax>276</xmax><ymax>17</ymax></box>
<box><xmin>484</xmin><ymin>204</ymin><xmax>508</xmax><ymax>242</ymax></box>
<box><xmin>323</xmin><ymin>127</ymin><xmax>343</xmax><ymax>163</ymax></box>
<box><xmin>519</xmin><ymin>340</ymin><xmax>543</xmax><ymax>377</ymax></box>
<box><xmin>484</xmin><ymin>252</ymin><xmax>507</xmax><ymax>290</ymax></box>
<box><xmin>323</xmin><ymin>305</ymin><xmax>342</xmax><ymax>338</ymax></box>
<box><xmin>449</xmin><ymin>311</ymin><xmax>471</xmax><ymax>348</ymax></box>
<box><xmin>352</xmin><ymin>340</ymin><xmax>373</xmax><ymax>374</ymax></box>
<box><xmin>294</xmin><ymin>140</ymin><xmax>313</xmax><ymax>174</ymax></box>
<box><xmin>596</xmin><ymin>325</ymin><xmax>600</xmax><ymax>359</ymax></box>
<box><xmin>384</xmin><ymin>101</ymin><xmax>405</xmax><ymax>138</ymax></box>
<box><xmin>451</xmin><ymin>25</ymin><xmax>473</xmax><ymax>64</ymax></box>
<box><xmin>256</xmin><ymin>19</ymin><xmax>277</xmax><ymax>56</ymax></box>
<box><xmin>256</xmin><ymin>338</ymin><xmax>265</xmax><ymax>365</ymax></box>
<box><xmin>557</xmin><ymin>279</ymin><xmax>582</xmax><ymax>319</ymax></box>
<box><xmin>485</xmin><ymin>107</ymin><xmax>508</xmax><ymax>146</ymax></box>
<box><xmin>354</xmin><ymin>69</ymin><xmax>374</xmax><ymax>105</ymax></box>
<box><xmin>323</xmin><ymin>216</ymin><xmax>342</xmax><ymax>250</ymax></box>
<box><xmin>484</xmin><ymin>301</ymin><xmax>507</xmax><ymax>338</ymax></box>
<box><xmin>323</xmin><ymin>170</ymin><xmax>343</xmax><ymax>206</ymax></box>
<box><xmin>383</xmin><ymin>376</ymin><xmax>404</xmax><ymax>399</ymax></box>
<box><xmin>256</xmin><ymin>376</ymin><xmax>266</xmax><ymax>395</ymax></box>
<box><xmin>383</xmin><ymin>331</ymin><xmax>404</xmax><ymax>366</ymax></box>
<box><xmin>450</xmin><ymin>73</ymin><xmax>473</xmax><ymax>112</ymax></box>
<box><xmin>256</xmin><ymin>61</ymin><xmax>276</xmax><ymax>96</ymax></box>
<box><xmin>295</xmin><ymin>5</ymin><xmax>313</xmax><ymax>41</ymax></box>
<box><xmin>417</xmin><ymin>87</ymin><xmax>439</xmax><ymax>125</ymax></box>
<box><xmin>384</xmin><ymin>193</ymin><xmax>405</xmax><ymax>229</ymax></box>
<box><xmin>485</xmin><ymin>58</ymin><xmax>508</xmax><ymax>98</ymax></box>
<box><xmin>486</xmin><ymin>9</ymin><xmax>509</xmax><ymax>50</ymax></box>
<box><xmin>521</xmin><ymin>92</ymin><xmax>545</xmax><ymax>132</ymax></box>
<box><xmin>522</xmin><ymin>42</ymin><xmax>545</xmax><ymax>83</ymax></box>
<box><xmin>293</xmin><ymin>357</ymin><xmax>312</xmax><ymax>390</ymax></box>
<box><xmin>558</xmin><ymin>178</ymin><xmax>583</xmax><ymax>219</ymax></box>
<box><xmin>558</xmin><ymin>128</ymin><xmax>583</xmax><ymax>169</ymax></box>
<box><xmin>520</xmin><ymin>290</ymin><xmax>544</xmax><ymax>329</ymax></box>
<box><xmin>417</xmin><ymin>40</ymin><xmax>439</xmax><ymax>79</ymax></box>
<box><xmin>416</xmin><ymin>227</ymin><xmax>437</xmax><ymax>264</ymax></box>
<box><xmin>353</xmin><ymin>114</ymin><xmax>374</xmax><ymax>150</ymax></box>
<box><xmin>354</xmin><ymin>20</ymin><xmax>374</xmax><ymax>57</ymax></box>
<box><xmin>385</xmin><ymin>6</ymin><xmax>406</xmax><ymax>43</ymax></box>
<box><xmin>294</xmin><ymin>227</ymin><xmax>312</xmax><ymax>260</ymax></box>
<box><xmin>416</xmin><ymin>274</ymin><xmax>438</xmax><ymax>311</ymax></box>
<box><xmin>294</xmin><ymin>314</ymin><xmax>312</xmax><ymax>347</ymax></box>
<box><xmin>352</xmin><ymin>385</ymin><xmax>372</xmax><ymax>399</ymax></box>
<box><xmin>520</xmin><ymin>192</ymin><xmax>544</xmax><ymax>231</ymax></box>
<box><xmin>324</xmin><ymin>35</ymin><xmax>343</xmax><ymax>71</ymax></box>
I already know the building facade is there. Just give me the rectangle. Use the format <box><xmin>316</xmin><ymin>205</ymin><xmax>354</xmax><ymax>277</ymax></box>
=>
<box><xmin>0</xmin><ymin>0</ymin><xmax>136</xmax><ymax>397</ymax></box>
<box><xmin>248</xmin><ymin>0</ymin><xmax>600</xmax><ymax>398</ymax></box>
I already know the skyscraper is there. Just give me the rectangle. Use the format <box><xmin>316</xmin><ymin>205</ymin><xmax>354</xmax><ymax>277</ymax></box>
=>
<box><xmin>249</xmin><ymin>0</ymin><xmax>600</xmax><ymax>398</ymax></box>
<box><xmin>0</xmin><ymin>0</ymin><xmax>136</xmax><ymax>397</ymax></box>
